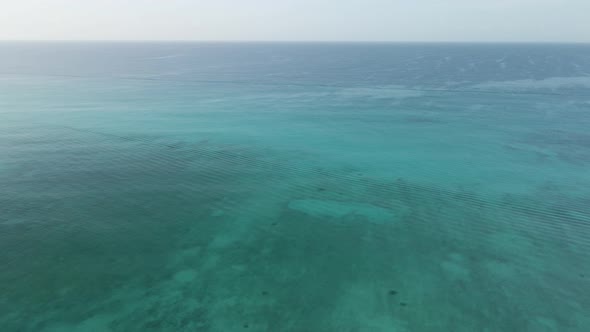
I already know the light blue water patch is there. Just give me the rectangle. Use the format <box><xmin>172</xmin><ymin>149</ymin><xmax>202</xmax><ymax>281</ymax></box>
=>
<box><xmin>287</xmin><ymin>198</ymin><xmax>405</xmax><ymax>223</ymax></box>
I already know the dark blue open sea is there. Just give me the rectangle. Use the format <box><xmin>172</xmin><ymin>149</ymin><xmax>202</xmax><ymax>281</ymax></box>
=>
<box><xmin>1</xmin><ymin>42</ymin><xmax>590</xmax><ymax>331</ymax></box>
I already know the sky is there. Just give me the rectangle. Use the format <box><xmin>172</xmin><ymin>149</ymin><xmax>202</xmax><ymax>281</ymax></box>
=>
<box><xmin>1</xmin><ymin>0</ymin><xmax>589</xmax><ymax>42</ymax></box>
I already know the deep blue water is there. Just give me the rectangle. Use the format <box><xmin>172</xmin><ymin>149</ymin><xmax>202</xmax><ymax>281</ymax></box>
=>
<box><xmin>1</xmin><ymin>42</ymin><xmax>590</xmax><ymax>331</ymax></box>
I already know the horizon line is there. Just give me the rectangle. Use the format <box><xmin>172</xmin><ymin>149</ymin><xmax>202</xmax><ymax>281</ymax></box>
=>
<box><xmin>1</xmin><ymin>40</ymin><xmax>590</xmax><ymax>45</ymax></box>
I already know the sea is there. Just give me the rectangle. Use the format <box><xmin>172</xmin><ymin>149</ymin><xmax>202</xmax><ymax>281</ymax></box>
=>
<box><xmin>1</xmin><ymin>42</ymin><xmax>590</xmax><ymax>331</ymax></box>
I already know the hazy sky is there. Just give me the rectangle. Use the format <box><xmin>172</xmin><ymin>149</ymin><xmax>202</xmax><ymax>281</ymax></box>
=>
<box><xmin>1</xmin><ymin>0</ymin><xmax>589</xmax><ymax>42</ymax></box>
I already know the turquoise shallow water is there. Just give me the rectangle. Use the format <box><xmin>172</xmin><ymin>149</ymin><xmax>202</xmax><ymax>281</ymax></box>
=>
<box><xmin>1</xmin><ymin>42</ymin><xmax>590</xmax><ymax>331</ymax></box>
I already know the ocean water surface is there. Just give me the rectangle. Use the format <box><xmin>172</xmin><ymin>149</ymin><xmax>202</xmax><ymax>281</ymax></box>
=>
<box><xmin>1</xmin><ymin>42</ymin><xmax>590</xmax><ymax>331</ymax></box>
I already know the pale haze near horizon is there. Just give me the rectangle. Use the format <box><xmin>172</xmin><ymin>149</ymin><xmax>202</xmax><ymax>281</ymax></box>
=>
<box><xmin>1</xmin><ymin>0</ymin><xmax>589</xmax><ymax>42</ymax></box>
